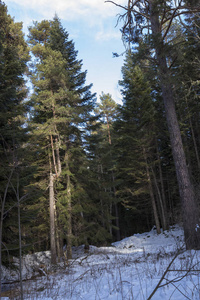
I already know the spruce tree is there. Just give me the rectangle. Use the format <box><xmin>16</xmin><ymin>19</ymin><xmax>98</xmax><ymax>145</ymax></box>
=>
<box><xmin>96</xmin><ymin>92</ymin><xmax>121</xmax><ymax>240</ymax></box>
<box><xmin>108</xmin><ymin>0</ymin><xmax>200</xmax><ymax>249</ymax></box>
<box><xmin>114</xmin><ymin>53</ymin><xmax>161</xmax><ymax>234</ymax></box>
<box><xmin>0</xmin><ymin>0</ymin><xmax>29</xmax><ymax>294</ymax></box>
<box><xmin>28</xmin><ymin>16</ymin><xmax>96</xmax><ymax>262</ymax></box>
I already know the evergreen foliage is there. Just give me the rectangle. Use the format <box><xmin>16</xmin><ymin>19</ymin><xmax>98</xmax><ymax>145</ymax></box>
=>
<box><xmin>1</xmin><ymin>0</ymin><xmax>200</xmax><ymax>270</ymax></box>
<box><xmin>28</xmin><ymin>16</ymin><xmax>101</xmax><ymax>260</ymax></box>
<box><xmin>0</xmin><ymin>1</ymin><xmax>30</xmax><ymax>291</ymax></box>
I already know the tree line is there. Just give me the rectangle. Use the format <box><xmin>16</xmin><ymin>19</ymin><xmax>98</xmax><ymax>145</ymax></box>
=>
<box><xmin>0</xmin><ymin>0</ymin><xmax>200</xmax><ymax>278</ymax></box>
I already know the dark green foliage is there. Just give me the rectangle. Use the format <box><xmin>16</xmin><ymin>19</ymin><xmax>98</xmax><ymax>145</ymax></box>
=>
<box><xmin>1</xmin><ymin>0</ymin><xmax>200</xmax><ymax>260</ymax></box>
<box><xmin>114</xmin><ymin>54</ymin><xmax>157</xmax><ymax>234</ymax></box>
<box><xmin>0</xmin><ymin>0</ymin><xmax>30</xmax><ymax>267</ymax></box>
<box><xmin>27</xmin><ymin>16</ymin><xmax>110</xmax><ymax>252</ymax></box>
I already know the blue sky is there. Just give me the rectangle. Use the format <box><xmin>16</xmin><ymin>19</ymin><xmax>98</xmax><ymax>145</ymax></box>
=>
<box><xmin>5</xmin><ymin>0</ymin><xmax>127</xmax><ymax>103</ymax></box>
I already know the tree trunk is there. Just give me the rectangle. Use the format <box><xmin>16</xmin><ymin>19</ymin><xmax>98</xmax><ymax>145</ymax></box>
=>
<box><xmin>49</xmin><ymin>170</ymin><xmax>57</xmax><ymax>264</ymax></box>
<box><xmin>55</xmin><ymin>209</ymin><xmax>63</xmax><ymax>261</ymax></box>
<box><xmin>144</xmin><ymin>149</ymin><xmax>161</xmax><ymax>234</ymax></box>
<box><xmin>149</xmin><ymin>1</ymin><xmax>200</xmax><ymax>249</ymax></box>
<box><xmin>55</xmin><ymin>136</ymin><xmax>62</xmax><ymax>176</ymax></box>
<box><xmin>65</xmin><ymin>152</ymin><xmax>72</xmax><ymax>260</ymax></box>
<box><xmin>106</xmin><ymin>114</ymin><xmax>112</xmax><ymax>145</ymax></box>
<box><xmin>156</xmin><ymin>139</ymin><xmax>169</xmax><ymax>229</ymax></box>
<box><xmin>111</xmin><ymin>171</ymin><xmax>121</xmax><ymax>241</ymax></box>
<box><xmin>188</xmin><ymin>108</ymin><xmax>200</xmax><ymax>170</ymax></box>
<box><xmin>17</xmin><ymin>190</ymin><xmax>23</xmax><ymax>300</ymax></box>
<box><xmin>151</xmin><ymin>167</ymin><xmax>167</xmax><ymax>231</ymax></box>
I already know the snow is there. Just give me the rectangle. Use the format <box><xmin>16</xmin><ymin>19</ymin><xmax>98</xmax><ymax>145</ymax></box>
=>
<box><xmin>1</xmin><ymin>224</ymin><xmax>200</xmax><ymax>299</ymax></box>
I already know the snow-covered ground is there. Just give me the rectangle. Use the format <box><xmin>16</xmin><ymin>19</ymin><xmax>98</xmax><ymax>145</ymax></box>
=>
<box><xmin>1</xmin><ymin>224</ymin><xmax>200</xmax><ymax>299</ymax></box>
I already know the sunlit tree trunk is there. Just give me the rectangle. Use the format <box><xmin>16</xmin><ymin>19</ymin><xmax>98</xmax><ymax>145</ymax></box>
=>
<box><xmin>49</xmin><ymin>166</ymin><xmax>57</xmax><ymax>264</ymax></box>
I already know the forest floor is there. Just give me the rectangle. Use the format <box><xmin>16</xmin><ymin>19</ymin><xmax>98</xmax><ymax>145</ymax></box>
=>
<box><xmin>1</xmin><ymin>224</ymin><xmax>200</xmax><ymax>299</ymax></box>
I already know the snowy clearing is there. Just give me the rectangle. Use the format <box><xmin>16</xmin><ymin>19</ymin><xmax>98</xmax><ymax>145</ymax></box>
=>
<box><xmin>1</xmin><ymin>224</ymin><xmax>200</xmax><ymax>299</ymax></box>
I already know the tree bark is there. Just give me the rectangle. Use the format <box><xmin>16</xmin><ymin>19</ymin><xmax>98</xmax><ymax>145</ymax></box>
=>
<box><xmin>18</xmin><ymin>203</ymin><xmax>23</xmax><ymax>299</ymax></box>
<box><xmin>55</xmin><ymin>136</ymin><xmax>62</xmax><ymax>176</ymax></box>
<box><xmin>65</xmin><ymin>152</ymin><xmax>72</xmax><ymax>260</ymax></box>
<box><xmin>149</xmin><ymin>0</ymin><xmax>200</xmax><ymax>249</ymax></box>
<box><xmin>151</xmin><ymin>166</ymin><xmax>167</xmax><ymax>231</ymax></box>
<box><xmin>49</xmin><ymin>169</ymin><xmax>57</xmax><ymax>264</ymax></box>
<box><xmin>156</xmin><ymin>139</ymin><xmax>169</xmax><ymax>229</ymax></box>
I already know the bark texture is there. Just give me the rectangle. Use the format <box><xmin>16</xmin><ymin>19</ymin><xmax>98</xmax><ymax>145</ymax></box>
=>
<box><xmin>49</xmin><ymin>171</ymin><xmax>57</xmax><ymax>264</ymax></box>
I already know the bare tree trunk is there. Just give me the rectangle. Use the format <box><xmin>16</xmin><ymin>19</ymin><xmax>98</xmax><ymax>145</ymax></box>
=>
<box><xmin>151</xmin><ymin>167</ymin><xmax>167</xmax><ymax>231</ymax></box>
<box><xmin>55</xmin><ymin>136</ymin><xmax>62</xmax><ymax>176</ymax></box>
<box><xmin>50</xmin><ymin>131</ymin><xmax>62</xmax><ymax>261</ymax></box>
<box><xmin>65</xmin><ymin>152</ymin><xmax>72</xmax><ymax>260</ymax></box>
<box><xmin>188</xmin><ymin>109</ymin><xmax>200</xmax><ymax>170</ymax></box>
<box><xmin>156</xmin><ymin>139</ymin><xmax>169</xmax><ymax>229</ymax></box>
<box><xmin>17</xmin><ymin>185</ymin><xmax>23</xmax><ymax>300</ymax></box>
<box><xmin>49</xmin><ymin>169</ymin><xmax>57</xmax><ymax>264</ymax></box>
<box><xmin>50</xmin><ymin>135</ymin><xmax>58</xmax><ymax>177</ymax></box>
<box><xmin>149</xmin><ymin>1</ymin><xmax>200</xmax><ymax>249</ymax></box>
<box><xmin>55</xmin><ymin>208</ymin><xmax>62</xmax><ymax>261</ymax></box>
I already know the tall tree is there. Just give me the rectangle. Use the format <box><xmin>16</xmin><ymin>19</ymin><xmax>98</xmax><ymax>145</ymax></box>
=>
<box><xmin>107</xmin><ymin>0</ymin><xmax>200</xmax><ymax>249</ymax></box>
<box><xmin>115</xmin><ymin>56</ymin><xmax>161</xmax><ymax>234</ymax></box>
<box><xmin>0</xmin><ymin>0</ymin><xmax>29</xmax><ymax>294</ymax></box>
<box><xmin>96</xmin><ymin>92</ymin><xmax>121</xmax><ymax>240</ymax></box>
<box><xmin>28</xmin><ymin>16</ymin><xmax>96</xmax><ymax>262</ymax></box>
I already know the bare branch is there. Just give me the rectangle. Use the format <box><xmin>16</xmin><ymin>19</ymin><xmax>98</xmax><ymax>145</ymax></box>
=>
<box><xmin>147</xmin><ymin>250</ymin><xmax>184</xmax><ymax>300</ymax></box>
<box><xmin>105</xmin><ymin>0</ymin><xmax>128</xmax><ymax>10</ymax></box>
<box><xmin>3</xmin><ymin>194</ymin><xmax>29</xmax><ymax>219</ymax></box>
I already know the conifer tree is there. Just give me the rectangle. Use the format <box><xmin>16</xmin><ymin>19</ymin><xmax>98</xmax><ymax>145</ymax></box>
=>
<box><xmin>173</xmin><ymin>14</ymin><xmax>200</xmax><ymax>180</ymax></box>
<box><xmin>28</xmin><ymin>16</ymin><xmax>96</xmax><ymax>262</ymax></box>
<box><xmin>107</xmin><ymin>0</ymin><xmax>200</xmax><ymax>249</ymax></box>
<box><xmin>115</xmin><ymin>54</ymin><xmax>161</xmax><ymax>234</ymax></box>
<box><xmin>96</xmin><ymin>92</ymin><xmax>121</xmax><ymax>240</ymax></box>
<box><xmin>0</xmin><ymin>0</ymin><xmax>29</xmax><ymax>293</ymax></box>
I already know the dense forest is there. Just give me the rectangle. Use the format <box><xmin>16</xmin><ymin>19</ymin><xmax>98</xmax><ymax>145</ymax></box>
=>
<box><xmin>0</xmin><ymin>0</ymin><xmax>200</xmax><ymax>277</ymax></box>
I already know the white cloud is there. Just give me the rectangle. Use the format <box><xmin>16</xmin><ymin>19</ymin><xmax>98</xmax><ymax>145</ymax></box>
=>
<box><xmin>6</xmin><ymin>0</ymin><xmax>127</xmax><ymax>21</ymax></box>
